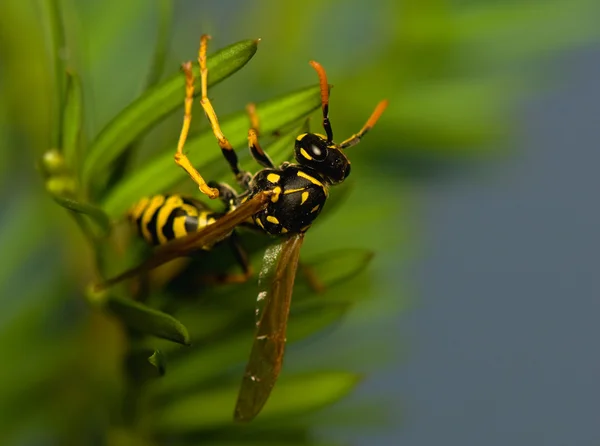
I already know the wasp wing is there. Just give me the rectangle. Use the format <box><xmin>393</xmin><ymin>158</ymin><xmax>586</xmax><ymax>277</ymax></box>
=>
<box><xmin>234</xmin><ymin>232</ymin><xmax>305</xmax><ymax>422</ymax></box>
<box><xmin>95</xmin><ymin>191</ymin><xmax>272</xmax><ymax>290</ymax></box>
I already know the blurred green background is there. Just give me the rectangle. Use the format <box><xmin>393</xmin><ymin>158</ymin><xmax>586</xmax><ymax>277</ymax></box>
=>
<box><xmin>1</xmin><ymin>0</ymin><xmax>599</xmax><ymax>445</ymax></box>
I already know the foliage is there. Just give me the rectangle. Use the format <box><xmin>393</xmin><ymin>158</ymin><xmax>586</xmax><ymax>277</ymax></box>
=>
<box><xmin>0</xmin><ymin>0</ymin><xmax>598</xmax><ymax>445</ymax></box>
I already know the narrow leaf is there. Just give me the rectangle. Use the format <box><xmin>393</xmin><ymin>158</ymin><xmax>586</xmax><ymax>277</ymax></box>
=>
<box><xmin>51</xmin><ymin>195</ymin><xmax>111</xmax><ymax>235</ymax></box>
<box><xmin>82</xmin><ymin>39</ymin><xmax>259</xmax><ymax>186</ymax></box>
<box><xmin>145</xmin><ymin>0</ymin><xmax>173</xmax><ymax>89</ymax></box>
<box><xmin>152</xmin><ymin>372</ymin><xmax>359</xmax><ymax>431</ymax></box>
<box><xmin>259</xmin><ymin>372</ymin><xmax>360</xmax><ymax>419</ymax></box>
<box><xmin>302</xmin><ymin>248</ymin><xmax>374</xmax><ymax>289</ymax></box>
<box><xmin>101</xmin><ymin>85</ymin><xmax>321</xmax><ymax>218</ymax></box>
<box><xmin>148</xmin><ymin>302</ymin><xmax>351</xmax><ymax>397</ymax></box>
<box><xmin>41</xmin><ymin>0</ymin><xmax>67</xmax><ymax>149</ymax></box>
<box><xmin>106</xmin><ymin>295</ymin><xmax>190</xmax><ymax>345</ymax></box>
<box><xmin>104</xmin><ymin>0</ymin><xmax>174</xmax><ymax>189</ymax></box>
<box><xmin>61</xmin><ymin>70</ymin><xmax>83</xmax><ymax>170</ymax></box>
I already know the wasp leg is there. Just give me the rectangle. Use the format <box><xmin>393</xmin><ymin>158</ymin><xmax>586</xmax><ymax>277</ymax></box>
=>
<box><xmin>197</xmin><ymin>35</ymin><xmax>251</xmax><ymax>188</ymax></box>
<box><xmin>208</xmin><ymin>180</ymin><xmax>242</xmax><ymax>208</ymax></box>
<box><xmin>299</xmin><ymin>261</ymin><xmax>326</xmax><ymax>293</ymax></box>
<box><xmin>200</xmin><ymin>232</ymin><xmax>253</xmax><ymax>285</ymax></box>
<box><xmin>339</xmin><ymin>100</ymin><xmax>389</xmax><ymax>149</ymax></box>
<box><xmin>246</xmin><ymin>103</ymin><xmax>275</xmax><ymax>169</ymax></box>
<box><xmin>174</xmin><ymin>61</ymin><xmax>220</xmax><ymax>199</ymax></box>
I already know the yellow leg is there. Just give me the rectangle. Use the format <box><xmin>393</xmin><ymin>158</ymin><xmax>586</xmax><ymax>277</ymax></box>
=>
<box><xmin>246</xmin><ymin>103</ymin><xmax>260</xmax><ymax>136</ymax></box>
<box><xmin>300</xmin><ymin>262</ymin><xmax>326</xmax><ymax>293</ymax></box>
<box><xmin>174</xmin><ymin>61</ymin><xmax>219</xmax><ymax>199</ymax></box>
<box><xmin>197</xmin><ymin>35</ymin><xmax>244</xmax><ymax>178</ymax></box>
<box><xmin>246</xmin><ymin>103</ymin><xmax>274</xmax><ymax>168</ymax></box>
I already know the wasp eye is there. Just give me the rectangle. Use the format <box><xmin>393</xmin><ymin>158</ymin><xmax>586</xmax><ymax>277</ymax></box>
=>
<box><xmin>344</xmin><ymin>163</ymin><xmax>351</xmax><ymax>179</ymax></box>
<box><xmin>307</xmin><ymin>143</ymin><xmax>327</xmax><ymax>161</ymax></box>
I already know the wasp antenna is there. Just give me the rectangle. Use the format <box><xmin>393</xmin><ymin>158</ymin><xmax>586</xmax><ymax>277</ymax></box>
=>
<box><xmin>339</xmin><ymin>99</ymin><xmax>389</xmax><ymax>150</ymax></box>
<box><xmin>309</xmin><ymin>60</ymin><xmax>333</xmax><ymax>143</ymax></box>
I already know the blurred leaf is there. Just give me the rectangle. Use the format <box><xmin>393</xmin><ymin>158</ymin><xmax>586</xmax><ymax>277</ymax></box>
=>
<box><xmin>105</xmin><ymin>0</ymin><xmax>174</xmax><ymax>190</ymax></box>
<box><xmin>144</xmin><ymin>0</ymin><xmax>172</xmax><ymax>89</ymax></box>
<box><xmin>301</xmin><ymin>248</ymin><xmax>374</xmax><ymax>290</ymax></box>
<box><xmin>51</xmin><ymin>195</ymin><xmax>111</xmax><ymax>235</ymax></box>
<box><xmin>148</xmin><ymin>349</ymin><xmax>167</xmax><ymax>376</ymax></box>
<box><xmin>190</xmin><ymin>443</ymin><xmax>340</xmax><ymax>446</ymax></box>
<box><xmin>82</xmin><ymin>39</ymin><xmax>259</xmax><ymax>186</ymax></box>
<box><xmin>152</xmin><ymin>372</ymin><xmax>359</xmax><ymax>431</ymax></box>
<box><xmin>147</xmin><ymin>278</ymin><xmax>367</xmax><ymax>398</ymax></box>
<box><xmin>61</xmin><ymin>70</ymin><xmax>84</xmax><ymax>171</ymax></box>
<box><xmin>101</xmin><ymin>85</ymin><xmax>321</xmax><ymax>218</ymax></box>
<box><xmin>105</xmin><ymin>294</ymin><xmax>191</xmax><ymax>345</ymax></box>
<box><xmin>259</xmin><ymin>372</ymin><xmax>360</xmax><ymax>419</ymax></box>
<box><xmin>40</xmin><ymin>0</ymin><xmax>67</xmax><ymax>149</ymax></box>
<box><xmin>392</xmin><ymin>79</ymin><xmax>513</xmax><ymax>150</ymax></box>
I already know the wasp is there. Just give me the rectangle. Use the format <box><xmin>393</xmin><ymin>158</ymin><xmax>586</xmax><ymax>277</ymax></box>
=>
<box><xmin>97</xmin><ymin>35</ymin><xmax>388</xmax><ymax>422</ymax></box>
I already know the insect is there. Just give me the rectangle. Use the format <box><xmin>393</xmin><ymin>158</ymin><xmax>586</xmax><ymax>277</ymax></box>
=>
<box><xmin>96</xmin><ymin>35</ymin><xmax>388</xmax><ymax>421</ymax></box>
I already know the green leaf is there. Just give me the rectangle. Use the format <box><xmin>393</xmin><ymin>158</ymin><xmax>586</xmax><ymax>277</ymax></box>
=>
<box><xmin>103</xmin><ymin>0</ymin><xmax>174</xmax><ymax>190</ymax></box>
<box><xmin>105</xmin><ymin>295</ymin><xmax>190</xmax><ymax>345</ymax></box>
<box><xmin>152</xmin><ymin>372</ymin><xmax>360</xmax><ymax>431</ymax></box>
<box><xmin>301</xmin><ymin>248</ymin><xmax>374</xmax><ymax>291</ymax></box>
<box><xmin>148</xmin><ymin>349</ymin><xmax>167</xmax><ymax>376</ymax></box>
<box><xmin>51</xmin><ymin>195</ymin><xmax>111</xmax><ymax>235</ymax></box>
<box><xmin>41</xmin><ymin>0</ymin><xmax>67</xmax><ymax>149</ymax></box>
<box><xmin>259</xmin><ymin>372</ymin><xmax>360</xmax><ymax>419</ymax></box>
<box><xmin>101</xmin><ymin>85</ymin><xmax>321</xmax><ymax>218</ymax></box>
<box><xmin>82</xmin><ymin>38</ymin><xmax>259</xmax><ymax>186</ymax></box>
<box><xmin>144</xmin><ymin>0</ymin><xmax>172</xmax><ymax>89</ymax></box>
<box><xmin>148</xmin><ymin>301</ymin><xmax>357</xmax><ymax>397</ymax></box>
<box><xmin>61</xmin><ymin>70</ymin><xmax>84</xmax><ymax>170</ymax></box>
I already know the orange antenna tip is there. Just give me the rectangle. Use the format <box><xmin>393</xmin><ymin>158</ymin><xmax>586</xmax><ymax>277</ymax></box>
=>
<box><xmin>365</xmin><ymin>99</ymin><xmax>389</xmax><ymax>129</ymax></box>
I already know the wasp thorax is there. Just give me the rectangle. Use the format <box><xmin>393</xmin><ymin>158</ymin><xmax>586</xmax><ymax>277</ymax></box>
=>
<box><xmin>294</xmin><ymin>133</ymin><xmax>351</xmax><ymax>185</ymax></box>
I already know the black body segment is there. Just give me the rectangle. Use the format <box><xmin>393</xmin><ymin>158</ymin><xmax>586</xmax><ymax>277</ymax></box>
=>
<box><xmin>249</xmin><ymin>165</ymin><xmax>328</xmax><ymax>235</ymax></box>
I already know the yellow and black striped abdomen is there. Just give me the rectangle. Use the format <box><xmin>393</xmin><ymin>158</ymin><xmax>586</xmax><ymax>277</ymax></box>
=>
<box><xmin>128</xmin><ymin>195</ymin><xmax>222</xmax><ymax>246</ymax></box>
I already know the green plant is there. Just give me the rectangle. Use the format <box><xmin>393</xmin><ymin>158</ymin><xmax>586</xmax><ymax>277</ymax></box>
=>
<box><xmin>0</xmin><ymin>4</ymin><xmax>383</xmax><ymax>444</ymax></box>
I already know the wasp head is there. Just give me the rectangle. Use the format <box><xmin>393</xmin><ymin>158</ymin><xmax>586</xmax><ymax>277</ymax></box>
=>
<box><xmin>294</xmin><ymin>133</ymin><xmax>351</xmax><ymax>185</ymax></box>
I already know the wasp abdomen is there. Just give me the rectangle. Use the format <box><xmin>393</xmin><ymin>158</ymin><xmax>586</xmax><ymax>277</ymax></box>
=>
<box><xmin>128</xmin><ymin>195</ymin><xmax>222</xmax><ymax>246</ymax></box>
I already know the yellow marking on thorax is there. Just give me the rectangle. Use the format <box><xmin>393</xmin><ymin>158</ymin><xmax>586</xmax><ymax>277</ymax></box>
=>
<box><xmin>267</xmin><ymin>173</ymin><xmax>281</xmax><ymax>183</ymax></box>
<box><xmin>283</xmin><ymin>187</ymin><xmax>306</xmax><ymax>195</ymax></box>
<box><xmin>296</xmin><ymin>170</ymin><xmax>324</xmax><ymax>187</ymax></box>
<box><xmin>300</xmin><ymin>148</ymin><xmax>312</xmax><ymax>160</ymax></box>
<box><xmin>157</xmin><ymin>196</ymin><xmax>184</xmax><ymax>244</ymax></box>
<box><xmin>297</xmin><ymin>133</ymin><xmax>308</xmax><ymax>140</ymax></box>
<box><xmin>130</xmin><ymin>197</ymin><xmax>150</xmax><ymax>220</ymax></box>
<box><xmin>141</xmin><ymin>195</ymin><xmax>166</xmax><ymax>242</ymax></box>
<box><xmin>255</xmin><ymin>217</ymin><xmax>265</xmax><ymax>230</ymax></box>
<box><xmin>266</xmin><ymin>215</ymin><xmax>280</xmax><ymax>225</ymax></box>
<box><xmin>281</xmin><ymin>227</ymin><xmax>288</xmax><ymax>234</ymax></box>
<box><xmin>301</xmin><ymin>191</ymin><xmax>309</xmax><ymax>205</ymax></box>
<box><xmin>271</xmin><ymin>186</ymin><xmax>282</xmax><ymax>203</ymax></box>
<box><xmin>310</xmin><ymin>204</ymin><xmax>320</xmax><ymax>213</ymax></box>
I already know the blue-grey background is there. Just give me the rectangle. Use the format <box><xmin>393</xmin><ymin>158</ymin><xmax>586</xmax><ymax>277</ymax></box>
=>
<box><xmin>355</xmin><ymin>47</ymin><xmax>600</xmax><ymax>445</ymax></box>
